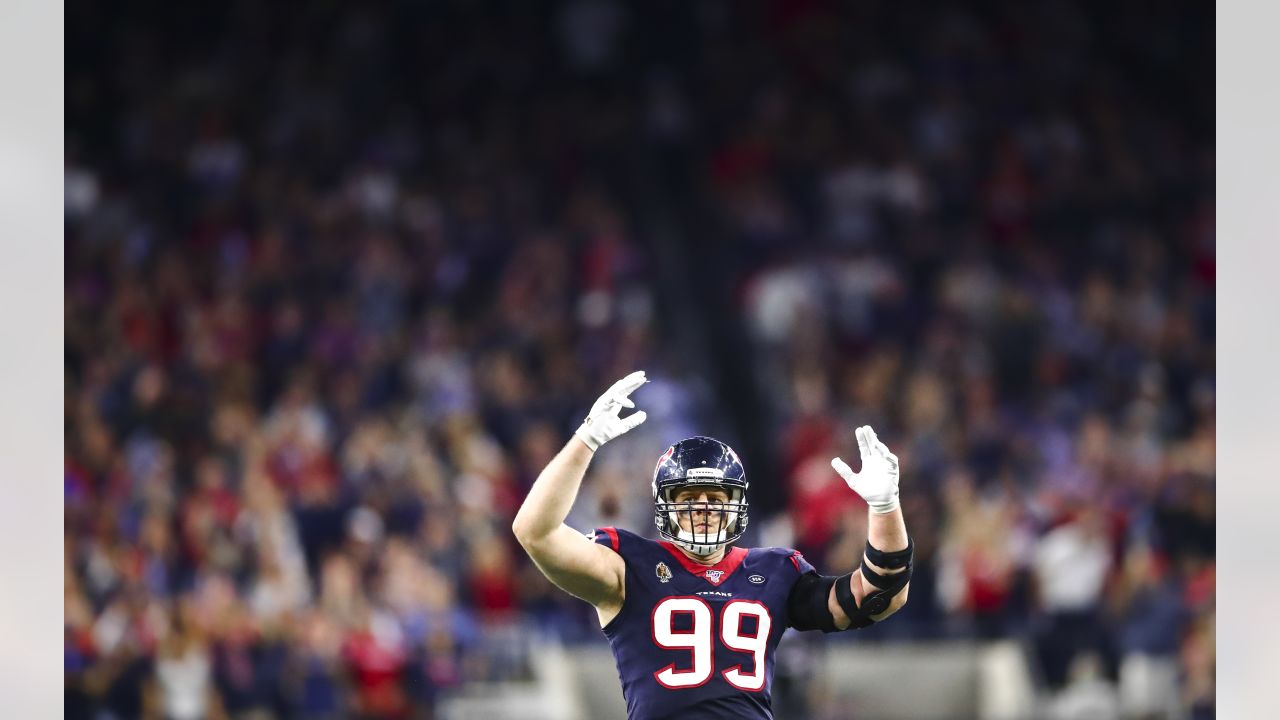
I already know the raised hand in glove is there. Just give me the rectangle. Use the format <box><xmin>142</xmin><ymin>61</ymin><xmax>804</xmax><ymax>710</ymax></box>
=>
<box><xmin>575</xmin><ymin>371</ymin><xmax>649</xmax><ymax>451</ymax></box>
<box><xmin>831</xmin><ymin>425</ymin><xmax>901</xmax><ymax>514</ymax></box>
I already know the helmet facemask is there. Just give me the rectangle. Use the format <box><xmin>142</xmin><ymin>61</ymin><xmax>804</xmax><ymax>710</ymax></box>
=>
<box><xmin>654</xmin><ymin>484</ymin><xmax>749</xmax><ymax>557</ymax></box>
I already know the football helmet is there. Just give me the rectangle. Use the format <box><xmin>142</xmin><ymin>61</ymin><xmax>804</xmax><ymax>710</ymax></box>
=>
<box><xmin>652</xmin><ymin>436</ymin><xmax>749</xmax><ymax>556</ymax></box>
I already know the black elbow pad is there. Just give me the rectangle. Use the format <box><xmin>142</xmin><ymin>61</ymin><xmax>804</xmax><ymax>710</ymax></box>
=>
<box><xmin>838</xmin><ymin>538</ymin><xmax>914</xmax><ymax>627</ymax></box>
<box><xmin>788</xmin><ymin>538</ymin><xmax>915</xmax><ymax>633</ymax></box>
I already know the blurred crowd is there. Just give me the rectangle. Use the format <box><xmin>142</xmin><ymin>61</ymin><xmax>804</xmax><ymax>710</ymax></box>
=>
<box><xmin>66</xmin><ymin>1</ymin><xmax>1212</xmax><ymax>719</ymax></box>
<box><xmin>693</xmin><ymin>3</ymin><xmax>1214</xmax><ymax>718</ymax></box>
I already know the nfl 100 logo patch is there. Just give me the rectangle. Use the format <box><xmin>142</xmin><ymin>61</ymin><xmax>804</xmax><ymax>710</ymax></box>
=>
<box><xmin>705</xmin><ymin>569</ymin><xmax>724</xmax><ymax>583</ymax></box>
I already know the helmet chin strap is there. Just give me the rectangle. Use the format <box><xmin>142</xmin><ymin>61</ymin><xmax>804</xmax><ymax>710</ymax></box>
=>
<box><xmin>673</xmin><ymin>537</ymin><xmax>726</xmax><ymax>557</ymax></box>
<box><xmin>669</xmin><ymin>526</ymin><xmax>729</xmax><ymax>556</ymax></box>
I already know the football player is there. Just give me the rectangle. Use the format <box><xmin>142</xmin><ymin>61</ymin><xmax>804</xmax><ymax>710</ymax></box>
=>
<box><xmin>512</xmin><ymin>371</ymin><xmax>912</xmax><ymax>719</ymax></box>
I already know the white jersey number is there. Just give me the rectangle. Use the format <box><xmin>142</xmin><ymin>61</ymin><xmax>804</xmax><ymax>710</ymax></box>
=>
<box><xmin>651</xmin><ymin>597</ymin><xmax>773</xmax><ymax>691</ymax></box>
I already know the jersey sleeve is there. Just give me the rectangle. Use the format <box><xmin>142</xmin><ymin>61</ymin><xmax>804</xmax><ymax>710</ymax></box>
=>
<box><xmin>590</xmin><ymin>526</ymin><xmax>622</xmax><ymax>553</ymax></box>
<box><xmin>788</xmin><ymin>549</ymin><xmax>817</xmax><ymax>576</ymax></box>
<box><xmin>779</xmin><ymin>548</ymin><xmax>839</xmax><ymax>632</ymax></box>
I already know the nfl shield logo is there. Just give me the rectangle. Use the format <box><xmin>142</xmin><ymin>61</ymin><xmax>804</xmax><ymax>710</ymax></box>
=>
<box><xmin>705</xmin><ymin>569</ymin><xmax>724</xmax><ymax>583</ymax></box>
<box><xmin>656</xmin><ymin>562</ymin><xmax>672</xmax><ymax>583</ymax></box>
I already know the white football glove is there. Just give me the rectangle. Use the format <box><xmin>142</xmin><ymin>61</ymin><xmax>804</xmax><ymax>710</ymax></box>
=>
<box><xmin>831</xmin><ymin>425</ymin><xmax>901</xmax><ymax>514</ymax></box>
<box><xmin>574</xmin><ymin>370</ymin><xmax>649</xmax><ymax>451</ymax></box>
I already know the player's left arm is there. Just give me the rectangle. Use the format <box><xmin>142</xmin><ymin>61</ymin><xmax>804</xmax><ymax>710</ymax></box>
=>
<box><xmin>828</xmin><ymin>507</ymin><xmax>909</xmax><ymax>627</ymax></box>
<box><xmin>789</xmin><ymin>425</ymin><xmax>911</xmax><ymax>631</ymax></box>
<box><xmin>830</xmin><ymin>425</ymin><xmax>910</xmax><ymax>628</ymax></box>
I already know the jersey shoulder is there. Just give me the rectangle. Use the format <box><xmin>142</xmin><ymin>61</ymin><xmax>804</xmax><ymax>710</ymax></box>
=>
<box><xmin>747</xmin><ymin>545</ymin><xmax>817</xmax><ymax>576</ymax></box>
<box><xmin>589</xmin><ymin>526</ymin><xmax>658</xmax><ymax>556</ymax></box>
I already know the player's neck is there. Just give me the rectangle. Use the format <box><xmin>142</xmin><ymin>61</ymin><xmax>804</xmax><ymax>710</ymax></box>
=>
<box><xmin>676</xmin><ymin>544</ymin><xmax>726</xmax><ymax>566</ymax></box>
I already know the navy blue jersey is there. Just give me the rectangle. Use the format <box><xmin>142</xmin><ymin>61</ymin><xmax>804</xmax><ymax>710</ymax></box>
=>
<box><xmin>591</xmin><ymin>527</ymin><xmax>816</xmax><ymax>720</ymax></box>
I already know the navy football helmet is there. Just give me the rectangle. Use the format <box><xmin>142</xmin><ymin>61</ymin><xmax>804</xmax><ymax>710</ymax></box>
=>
<box><xmin>652</xmin><ymin>437</ymin><xmax>749</xmax><ymax>556</ymax></box>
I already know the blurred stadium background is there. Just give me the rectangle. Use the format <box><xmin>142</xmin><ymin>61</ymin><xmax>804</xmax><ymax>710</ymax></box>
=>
<box><xmin>64</xmin><ymin>1</ymin><xmax>1213</xmax><ymax>718</ymax></box>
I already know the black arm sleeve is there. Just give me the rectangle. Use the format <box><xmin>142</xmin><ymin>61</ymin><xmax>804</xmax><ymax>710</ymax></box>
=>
<box><xmin>786</xmin><ymin>571</ymin><xmax>840</xmax><ymax>633</ymax></box>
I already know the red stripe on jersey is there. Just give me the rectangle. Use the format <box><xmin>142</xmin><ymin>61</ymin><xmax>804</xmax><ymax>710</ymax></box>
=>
<box><xmin>603</xmin><ymin>527</ymin><xmax>620</xmax><ymax>552</ymax></box>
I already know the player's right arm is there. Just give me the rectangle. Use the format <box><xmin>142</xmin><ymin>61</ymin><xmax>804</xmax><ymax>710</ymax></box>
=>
<box><xmin>511</xmin><ymin>371</ymin><xmax>648</xmax><ymax>611</ymax></box>
<box><xmin>512</xmin><ymin>439</ymin><xmax>625</xmax><ymax>607</ymax></box>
